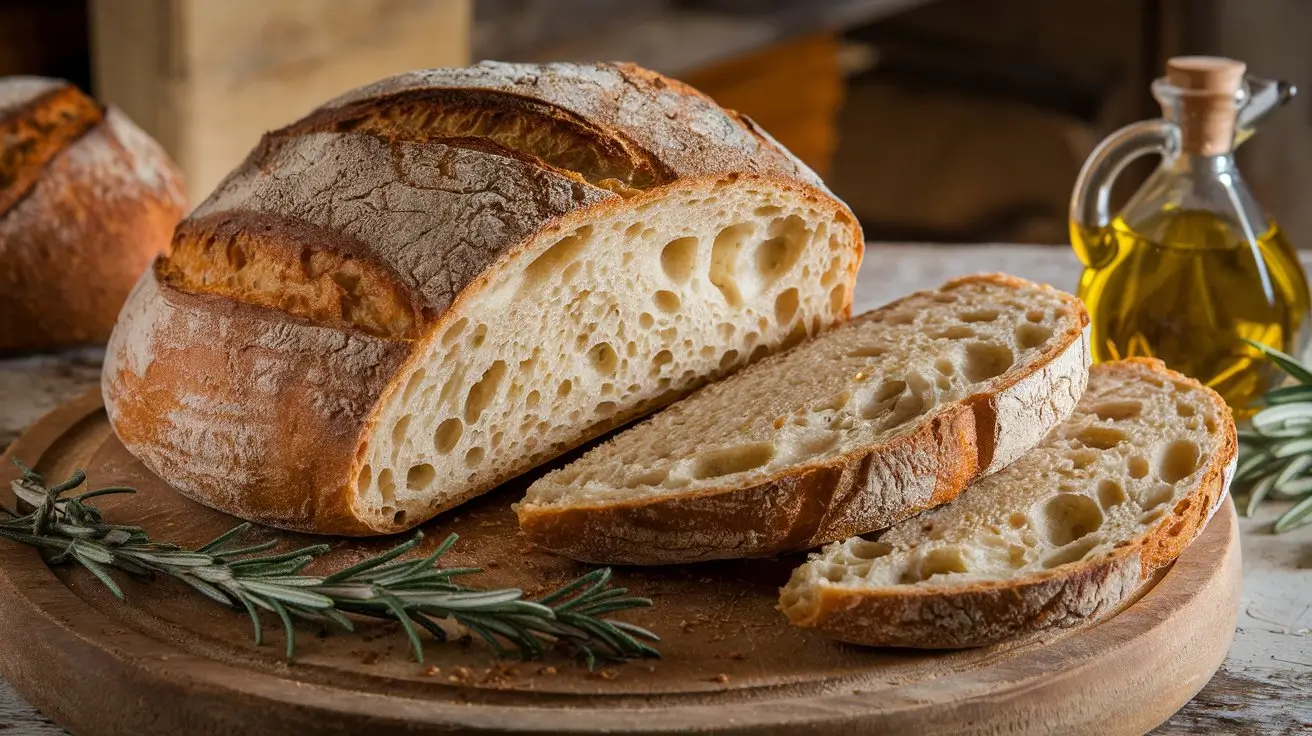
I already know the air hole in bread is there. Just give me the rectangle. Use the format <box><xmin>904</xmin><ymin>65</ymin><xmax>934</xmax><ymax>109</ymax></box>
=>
<box><xmin>661</xmin><ymin>237</ymin><xmax>699</xmax><ymax>282</ymax></box>
<box><xmin>557</xmin><ymin>380</ymin><xmax>573</xmax><ymax>398</ymax></box>
<box><xmin>815</xmin><ymin>391</ymin><xmax>852</xmax><ymax>413</ymax></box>
<box><xmin>377</xmin><ymin>468</ymin><xmax>396</xmax><ymax>504</ymax></box>
<box><xmin>623</xmin><ymin>468</ymin><xmax>670</xmax><ymax>489</ymax></box>
<box><xmin>1008</xmin><ymin>513</ymin><xmax>1028</xmax><ymax>529</ymax></box>
<box><xmin>775</xmin><ymin>288</ymin><xmax>800</xmax><ymax>325</ymax></box>
<box><xmin>1158</xmin><ymin>440</ymin><xmax>1200</xmax><ymax>483</ymax></box>
<box><xmin>1139</xmin><ymin>483</ymin><xmax>1173</xmax><ymax>513</ymax></box>
<box><xmin>934</xmin><ymin>358</ymin><xmax>955</xmax><ymax>376</ymax></box>
<box><xmin>1026</xmin><ymin>309</ymin><xmax>1045</xmax><ymax>323</ymax></box>
<box><xmin>749</xmin><ymin>344</ymin><xmax>770</xmax><ymax>363</ymax></box>
<box><xmin>1008</xmin><ymin>544</ymin><xmax>1028</xmax><ymax>568</ymax></box>
<box><xmin>710</xmin><ymin>223</ymin><xmax>753</xmax><ymax>307</ymax></box>
<box><xmin>407</xmin><ymin>464</ymin><xmax>435</xmax><ymax>491</ymax></box>
<box><xmin>471</xmin><ymin>324</ymin><xmax>488</xmax><ymax>348</ymax></box>
<box><xmin>391</xmin><ymin>415</ymin><xmax>411</xmax><ymax>447</ymax></box>
<box><xmin>828</xmin><ymin>284</ymin><xmax>847</xmax><ymax>315</ymax></box>
<box><xmin>1128</xmin><ymin>455</ymin><xmax>1150</xmax><ymax>479</ymax></box>
<box><xmin>525</xmin><ymin>226</ymin><xmax>592</xmax><ymax>284</ymax></box>
<box><xmin>1015</xmin><ymin>323</ymin><xmax>1054</xmax><ymax>350</ymax></box>
<box><xmin>822</xmin><ymin>565</ymin><xmax>846</xmax><ymax>582</ymax></box>
<box><xmin>464</xmin><ymin>360</ymin><xmax>507</xmax><ymax>423</ymax></box>
<box><xmin>692</xmin><ymin>442</ymin><xmax>774</xmax><ymax>479</ymax></box>
<box><xmin>1092</xmin><ymin>401</ymin><xmax>1143</xmax><ymax>421</ymax></box>
<box><xmin>848</xmin><ymin>346</ymin><xmax>887</xmax><ymax>359</ymax></box>
<box><xmin>861</xmin><ymin>380</ymin><xmax>904</xmax><ymax>420</ymax></box>
<box><xmin>525</xmin><ymin>390</ymin><xmax>541</xmax><ymax>409</ymax></box>
<box><xmin>464</xmin><ymin>446</ymin><xmax>484</xmax><ymax>468</ymax></box>
<box><xmin>1098</xmin><ymin>478</ymin><xmax>1128</xmax><ymax>509</ymax></box>
<box><xmin>1073</xmin><ymin>425</ymin><xmax>1127</xmax><ymax>450</ymax></box>
<box><xmin>781</xmin><ymin>320</ymin><xmax>809</xmax><ymax>349</ymax></box>
<box><xmin>441</xmin><ymin>318</ymin><xmax>468</xmax><ymax>346</ymax></box>
<box><xmin>962</xmin><ymin>342</ymin><xmax>1014</xmax><ymax>382</ymax></box>
<box><xmin>401</xmin><ymin>369</ymin><xmax>427</xmax><ymax>404</ymax></box>
<box><xmin>637</xmin><ymin>312</ymin><xmax>654</xmax><ymax>329</ymax></box>
<box><xmin>1041</xmin><ymin>536</ymin><xmax>1102</xmax><ymax>569</ymax></box>
<box><xmin>1175</xmin><ymin>401</ymin><xmax>1196</xmax><ymax>418</ymax></box>
<box><xmin>654</xmin><ymin>290</ymin><xmax>681</xmax><ymax>313</ymax></box>
<box><xmin>914</xmin><ymin>546</ymin><xmax>969</xmax><ymax>581</ymax></box>
<box><xmin>755</xmin><ymin>215</ymin><xmax>807</xmax><ymax>280</ymax></box>
<box><xmin>960</xmin><ymin>309</ymin><xmax>1000</xmax><ymax>323</ymax></box>
<box><xmin>755</xmin><ymin>204</ymin><xmax>783</xmax><ymax>217</ymax></box>
<box><xmin>932</xmin><ymin>292</ymin><xmax>957</xmax><ymax>304</ymax></box>
<box><xmin>652</xmin><ymin>350</ymin><xmax>674</xmax><ymax>373</ymax></box>
<box><xmin>434</xmin><ymin>418</ymin><xmax>462</xmax><ymax>454</ymax></box>
<box><xmin>1035</xmin><ymin>493</ymin><xmax>1103</xmax><ymax>546</ymax></box>
<box><xmin>357</xmin><ymin>463</ymin><xmax>372</xmax><ymax>493</ymax></box>
<box><xmin>595</xmin><ymin>401</ymin><xmax>618</xmax><ymax>417</ymax></box>
<box><xmin>849</xmin><ymin>540</ymin><xmax>893</xmax><ymax>560</ymax></box>
<box><xmin>933</xmin><ymin>325</ymin><xmax>976</xmax><ymax>340</ymax></box>
<box><xmin>588</xmin><ymin>342</ymin><xmax>618</xmax><ymax>375</ymax></box>
<box><xmin>883</xmin><ymin>311</ymin><xmax>915</xmax><ymax>326</ymax></box>
<box><xmin>718</xmin><ymin>349</ymin><xmax>740</xmax><ymax>371</ymax></box>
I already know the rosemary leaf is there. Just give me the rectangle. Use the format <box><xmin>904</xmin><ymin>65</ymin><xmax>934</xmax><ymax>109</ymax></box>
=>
<box><xmin>1274</xmin><ymin>493</ymin><xmax>1312</xmax><ymax>533</ymax></box>
<box><xmin>1</xmin><ymin>460</ymin><xmax>659</xmax><ymax>665</ymax></box>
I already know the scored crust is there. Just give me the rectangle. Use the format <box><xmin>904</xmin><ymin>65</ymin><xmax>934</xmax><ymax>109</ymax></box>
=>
<box><xmin>516</xmin><ymin>274</ymin><xmax>1091</xmax><ymax>564</ymax></box>
<box><xmin>780</xmin><ymin>358</ymin><xmax>1238</xmax><ymax>648</ymax></box>
<box><xmin>103</xmin><ymin>62</ymin><xmax>863</xmax><ymax>535</ymax></box>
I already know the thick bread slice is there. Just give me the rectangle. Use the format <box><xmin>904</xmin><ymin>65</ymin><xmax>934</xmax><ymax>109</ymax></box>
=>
<box><xmin>517</xmin><ymin>274</ymin><xmax>1091</xmax><ymax>564</ymax></box>
<box><xmin>103</xmin><ymin>62</ymin><xmax>862</xmax><ymax>536</ymax></box>
<box><xmin>780</xmin><ymin>358</ymin><xmax>1237</xmax><ymax>648</ymax></box>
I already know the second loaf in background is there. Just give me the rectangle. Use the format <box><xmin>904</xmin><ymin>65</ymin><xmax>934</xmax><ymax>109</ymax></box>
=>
<box><xmin>102</xmin><ymin>61</ymin><xmax>864</xmax><ymax>536</ymax></box>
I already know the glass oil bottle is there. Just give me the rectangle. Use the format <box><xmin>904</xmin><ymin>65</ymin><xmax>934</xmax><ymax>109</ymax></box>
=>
<box><xmin>1070</xmin><ymin>56</ymin><xmax>1310</xmax><ymax>414</ymax></box>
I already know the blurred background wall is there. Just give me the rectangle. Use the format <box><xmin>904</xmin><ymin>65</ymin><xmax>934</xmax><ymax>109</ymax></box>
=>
<box><xmin>2</xmin><ymin>0</ymin><xmax>1308</xmax><ymax>247</ymax></box>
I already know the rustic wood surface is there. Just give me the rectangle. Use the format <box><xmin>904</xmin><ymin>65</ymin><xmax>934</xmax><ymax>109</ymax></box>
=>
<box><xmin>0</xmin><ymin>390</ymin><xmax>1243</xmax><ymax>735</ymax></box>
<box><xmin>0</xmin><ymin>244</ymin><xmax>1307</xmax><ymax>734</ymax></box>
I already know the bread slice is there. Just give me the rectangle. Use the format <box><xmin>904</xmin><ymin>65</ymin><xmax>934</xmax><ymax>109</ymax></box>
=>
<box><xmin>517</xmin><ymin>274</ymin><xmax>1091</xmax><ymax>564</ymax></box>
<box><xmin>780</xmin><ymin>358</ymin><xmax>1237</xmax><ymax>648</ymax></box>
<box><xmin>102</xmin><ymin>62</ymin><xmax>863</xmax><ymax>536</ymax></box>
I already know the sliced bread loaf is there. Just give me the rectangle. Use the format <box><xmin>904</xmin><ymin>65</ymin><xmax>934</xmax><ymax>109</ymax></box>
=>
<box><xmin>102</xmin><ymin>62</ymin><xmax>863</xmax><ymax>535</ymax></box>
<box><xmin>517</xmin><ymin>274</ymin><xmax>1091</xmax><ymax>564</ymax></box>
<box><xmin>779</xmin><ymin>358</ymin><xmax>1237</xmax><ymax>648</ymax></box>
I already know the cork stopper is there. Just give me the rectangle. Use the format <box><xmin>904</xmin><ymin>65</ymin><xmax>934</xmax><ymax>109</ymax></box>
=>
<box><xmin>1166</xmin><ymin>56</ymin><xmax>1247</xmax><ymax>155</ymax></box>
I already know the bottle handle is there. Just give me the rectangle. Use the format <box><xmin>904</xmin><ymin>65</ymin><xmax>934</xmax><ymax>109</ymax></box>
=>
<box><xmin>1069</xmin><ymin>120</ymin><xmax>1181</xmax><ymax>268</ymax></box>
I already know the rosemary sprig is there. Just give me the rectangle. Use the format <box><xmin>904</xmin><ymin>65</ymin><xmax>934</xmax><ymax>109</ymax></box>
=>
<box><xmin>2</xmin><ymin>459</ymin><xmax>659</xmax><ymax>667</ymax></box>
<box><xmin>1235</xmin><ymin>339</ymin><xmax>1312</xmax><ymax>533</ymax></box>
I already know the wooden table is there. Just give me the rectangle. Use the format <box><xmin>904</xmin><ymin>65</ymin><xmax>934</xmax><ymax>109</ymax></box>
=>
<box><xmin>0</xmin><ymin>244</ymin><xmax>1308</xmax><ymax>734</ymax></box>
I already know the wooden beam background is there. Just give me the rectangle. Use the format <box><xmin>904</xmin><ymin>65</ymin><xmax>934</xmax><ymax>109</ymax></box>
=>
<box><xmin>90</xmin><ymin>0</ymin><xmax>472</xmax><ymax>205</ymax></box>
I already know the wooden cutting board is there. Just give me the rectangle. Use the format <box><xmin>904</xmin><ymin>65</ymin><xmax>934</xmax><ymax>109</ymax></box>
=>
<box><xmin>0</xmin><ymin>391</ymin><xmax>1241</xmax><ymax>735</ymax></box>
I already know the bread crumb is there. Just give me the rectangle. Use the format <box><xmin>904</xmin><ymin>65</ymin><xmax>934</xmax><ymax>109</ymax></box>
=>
<box><xmin>854</xmin><ymin>371</ymin><xmax>867</xmax><ymax>381</ymax></box>
<box><xmin>360</xmin><ymin>652</ymin><xmax>379</xmax><ymax>665</ymax></box>
<box><xmin>728</xmin><ymin>651</ymin><xmax>746</xmax><ymax>660</ymax></box>
<box><xmin>537</xmin><ymin>665</ymin><xmax>557</xmax><ymax>676</ymax></box>
<box><xmin>422</xmin><ymin>665</ymin><xmax>442</xmax><ymax>676</ymax></box>
<box><xmin>773</xmin><ymin>416</ymin><xmax>785</xmax><ymax>429</ymax></box>
<box><xmin>711</xmin><ymin>673</ymin><xmax>730</xmax><ymax>684</ymax></box>
<box><xmin>590</xmin><ymin>669</ymin><xmax>619</xmax><ymax>680</ymax></box>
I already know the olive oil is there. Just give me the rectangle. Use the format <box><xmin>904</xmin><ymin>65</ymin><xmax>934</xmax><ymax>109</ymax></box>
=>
<box><xmin>1076</xmin><ymin>210</ymin><xmax>1310</xmax><ymax>413</ymax></box>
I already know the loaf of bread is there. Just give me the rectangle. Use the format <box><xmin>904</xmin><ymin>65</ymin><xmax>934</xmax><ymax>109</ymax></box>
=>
<box><xmin>0</xmin><ymin>77</ymin><xmax>185</xmax><ymax>352</ymax></box>
<box><xmin>780</xmin><ymin>359</ymin><xmax>1236</xmax><ymax>648</ymax></box>
<box><xmin>518</xmin><ymin>275</ymin><xmax>1090</xmax><ymax>564</ymax></box>
<box><xmin>103</xmin><ymin>62</ymin><xmax>863</xmax><ymax>536</ymax></box>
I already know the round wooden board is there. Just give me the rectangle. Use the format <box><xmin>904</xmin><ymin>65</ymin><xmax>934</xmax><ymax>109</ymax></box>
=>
<box><xmin>0</xmin><ymin>391</ymin><xmax>1240</xmax><ymax>735</ymax></box>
